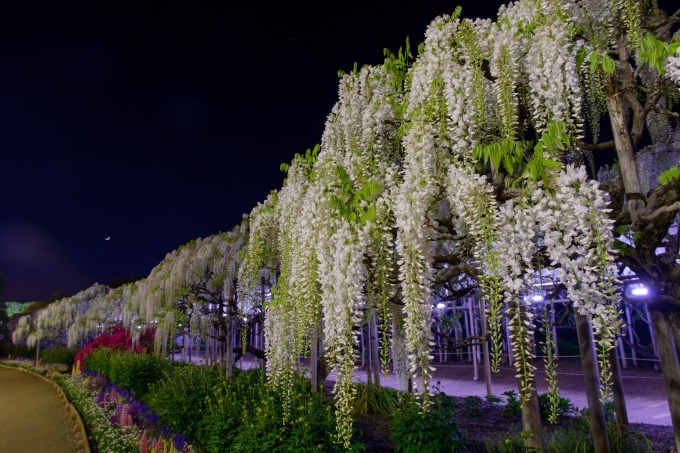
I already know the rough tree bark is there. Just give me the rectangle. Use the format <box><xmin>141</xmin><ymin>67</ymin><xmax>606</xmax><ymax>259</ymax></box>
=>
<box><xmin>609</xmin><ymin>346</ymin><xmax>629</xmax><ymax>429</ymax></box>
<box><xmin>574</xmin><ymin>311</ymin><xmax>610</xmax><ymax>453</ymax></box>
<box><xmin>651</xmin><ymin>309</ymin><xmax>680</xmax><ymax>452</ymax></box>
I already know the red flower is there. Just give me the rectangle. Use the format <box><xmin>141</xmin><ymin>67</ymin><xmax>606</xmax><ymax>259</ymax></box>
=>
<box><xmin>74</xmin><ymin>325</ymin><xmax>156</xmax><ymax>370</ymax></box>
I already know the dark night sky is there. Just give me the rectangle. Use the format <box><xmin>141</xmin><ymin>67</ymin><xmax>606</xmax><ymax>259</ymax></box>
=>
<box><xmin>1</xmin><ymin>0</ymin><xmax>533</xmax><ymax>302</ymax></box>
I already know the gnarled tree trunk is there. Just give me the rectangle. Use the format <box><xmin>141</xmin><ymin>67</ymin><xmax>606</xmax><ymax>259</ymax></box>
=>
<box><xmin>651</xmin><ymin>309</ymin><xmax>680</xmax><ymax>452</ymax></box>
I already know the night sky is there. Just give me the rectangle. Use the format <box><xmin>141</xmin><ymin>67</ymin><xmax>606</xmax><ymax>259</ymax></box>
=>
<box><xmin>2</xmin><ymin>0</ymin><xmax>551</xmax><ymax>302</ymax></box>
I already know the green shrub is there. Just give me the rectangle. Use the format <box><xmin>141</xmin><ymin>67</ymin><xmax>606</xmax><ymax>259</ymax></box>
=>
<box><xmin>485</xmin><ymin>394</ymin><xmax>503</xmax><ymax>404</ymax></box>
<box><xmin>488</xmin><ymin>417</ymin><xmax>653</xmax><ymax>452</ymax></box>
<box><xmin>85</xmin><ymin>348</ymin><xmax>172</xmax><ymax>397</ymax></box>
<box><xmin>502</xmin><ymin>390</ymin><xmax>522</xmax><ymax>415</ymax></box>
<box><xmin>461</xmin><ymin>395</ymin><xmax>483</xmax><ymax>416</ymax></box>
<box><xmin>390</xmin><ymin>392</ymin><xmax>464</xmax><ymax>453</ymax></box>
<box><xmin>350</xmin><ymin>381</ymin><xmax>402</xmax><ymax>416</ymax></box>
<box><xmin>198</xmin><ymin>369</ymin><xmax>355</xmax><ymax>452</ymax></box>
<box><xmin>40</xmin><ymin>347</ymin><xmax>77</xmax><ymax>366</ymax></box>
<box><xmin>144</xmin><ymin>363</ymin><xmax>223</xmax><ymax>442</ymax></box>
<box><xmin>538</xmin><ymin>392</ymin><xmax>576</xmax><ymax>421</ymax></box>
<box><xmin>485</xmin><ymin>432</ymin><xmax>526</xmax><ymax>453</ymax></box>
<box><xmin>5</xmin><ymin>344</ymin><xmax>36</xmax><ymax>359</ymax></box>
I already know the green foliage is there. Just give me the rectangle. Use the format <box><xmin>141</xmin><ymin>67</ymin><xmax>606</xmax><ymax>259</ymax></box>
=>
<box><xmin>538</xmin><ymin>393</ymin><xmax>575</xmax><ymax>420</ymax></box>
<box><xmin>524</xmin><ymin>121</ymin><xmax>572</xmax><ymax>183</ymax></box>
<box><xmin>488</xmin><ymin>415</ymin><xmax>652</xmax><ymax>453</ymax></box>
<box><xmin>390</xmin><ymin>392</ymin><xmax>464</xmax><ymax>453</ymax></box>
<box><xmin>658</xmin><ymin>163</ymin><xmax>680</xmax><ymax>185</ymax></box>
<box><xmin>350</xmin><ymin>381</ymin><xmax>402</xmax><ymax>416</ymax></box>
<box><xmin>39</xmin><ymin>347</ymin><xmax>77</xmax><ymax>366</ymax></box>
<box><xmin>144</xmin><ymin>363</ymin><xmax>223</xmax><ymax>442</ymax></box>
<box><xmin>198</xmin><ymin>369</ymin><xmax>357</xmax><ymax>452</ymax></box>
<box><xmin>85</xmin><ymin>348</ymin><xmax>173</xmax><ymax>397</ymax></box>
<box><xmin>486</xmin><ymin>431</ymin><xmax>527</xmax><ymax>453</ymax></box>
<box><xmin>461</xmin><ymin>395</ymin><xmax>484</xmax><ymax>416</ymax></box>
<box><xmin>4</xmin><ymin>344</ymin><xmax>36</xmax><ymax>359</ymax></box>
<box><xmin>472</xmin><ymin>121</ymin><xmax>571</xmax><ymax>186</ymax></box>
<box><xmin>585</xmin><ymin>50</ymin><xmax>615</xmax><ymax>75</ymax></box>
<box><xmin>383</xmin><ymin>37</ymin><xmax>415</xmax><ymax>141</ymax></box>
<box><xmin>383</xmin><ymin>37</ymin><xmax>413</xmax><ymax>92</ymax></box>
<box><xmin>502</xmin><ymin>390</ymin><xmax>522</xmax><ymax>416</ymax></box>
<box><xmin>328</xmin><ymin>165</ymin><xmax>381</xmax><ymax>225</ymax></box>
<box><xmin>485</xmin><ymin>394</ymin><xmax>503</xmax><ymax>404</ymax></box>
<box><xmin>5</xmin><ymin>302</ymin><xmax>33</xmax><ymax>318</ymax></box>
<box><xmin>280</xmin><ymin>144</ymin><xmax>320</xmax><ymax>184</ymax></box>
<box><xmin>639</xmin><ymin>33</ymin><xmax>680</xmax><ymax>75</ymax></box>
<box><xmin>473</xmin><ymin>138</ymin><xmax>527</xmax><ymax>176</ymax></box>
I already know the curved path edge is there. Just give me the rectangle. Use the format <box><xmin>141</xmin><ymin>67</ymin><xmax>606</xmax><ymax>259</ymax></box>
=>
<box><xmin>0</xmin><ymin>363</ymin><xmax>92</xmax><ymax>453</ymax></box>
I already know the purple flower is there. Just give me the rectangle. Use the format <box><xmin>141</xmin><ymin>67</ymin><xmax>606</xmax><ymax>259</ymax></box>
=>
<box><xmin>173</xmin><ymin>434</ymin><xmax>187</xmax><ymax>452</ymax></box>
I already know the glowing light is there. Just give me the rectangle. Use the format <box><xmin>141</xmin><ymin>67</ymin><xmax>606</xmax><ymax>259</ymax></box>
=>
<box><xmin>436</xmin><ymin>302</ymin><xmax>446</xmax><ymax>309</ymax></box>
<box><xmin>631</xmin><ymin>286</ymin><xmax>648</xmax><ymax>296</ymax></box>
<box><xmin>104</xmin><ymin>236</ymin><xmax>111</xmax><ymax>241</ymax></box>
<box><xmin>531</xmin><ymin>295</ymin><xmax>544</xmax><ymax>302</ymax></box>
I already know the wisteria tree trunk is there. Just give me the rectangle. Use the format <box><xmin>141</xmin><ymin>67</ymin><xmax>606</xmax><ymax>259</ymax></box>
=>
<box><xmin>574</xmin><ymin>311</ymin><xmax>609</xmax><ymax>453</ymax></box>
<box><xmin>604</xmin><ymin>61</ymin><xmax>680</xmax><ymax>446</ymax></box>
<box><xmin>651</xmin><ymin>309</ymin><xmax>680</xmax><ymax>452</ymax></box>
<box><xmin>520</xmin><ymin>382</ymin><xmax>544</xmax><ymax>453</ymax></box>
<box><xmin>509</xmin><ymin>300</ymin><xmax>544</xmax><ymax>452</ymax></box>
<box><xmin>608</xmin><ymin>347</ymin><xmax>629</xmax><ymax>429</ymax></box>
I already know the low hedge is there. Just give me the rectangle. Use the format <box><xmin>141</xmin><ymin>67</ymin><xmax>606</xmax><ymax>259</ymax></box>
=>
<box><xmin>85</xmin><ymin>348</ymin><xmax>173</xmax><ymax>397</ymax></box>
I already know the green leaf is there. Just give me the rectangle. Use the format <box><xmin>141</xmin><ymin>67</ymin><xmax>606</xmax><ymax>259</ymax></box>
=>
<box><xmin>503</xmin><ymin>153</ymin><xmax>514</xmax><ymax>174</ymax></box>
<box><xmin>601</xmin><ymin>55</ymin><xmax>616</xmax><ymax>75</ymax></box>
<box><xmin>451</xmin><ymin>5</ymin><xmax>462</xmax><ymax>21</ymax></box>
<box><xmin>366</xmin><ymin>202</ymin><xmax>377</xmax><ymax>222</ymax></box>
<box><xmin>589</xmin><ymin>51</ymin><xmax>599</xmax><ymax>74</ymax></box>
<box><xmin>659</xmin><ymin>164</ymin><xmax>680</xmax><ymax>185</ymax></box>
<box><xmin>490</xmin><ymin>143</ymin><xmax>502</xmax><ymax>171</ymax></box>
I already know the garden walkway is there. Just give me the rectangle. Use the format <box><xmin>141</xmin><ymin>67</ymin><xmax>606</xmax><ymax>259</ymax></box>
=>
<box><xmin>222</xmin><ymin>353</ymin><xmax>672</xmax><ymax>427</ymax></box>
<box><xmin>0</xmin><ymin>365</ymin><xmax>87</xmax><ymax>453</ymax></box>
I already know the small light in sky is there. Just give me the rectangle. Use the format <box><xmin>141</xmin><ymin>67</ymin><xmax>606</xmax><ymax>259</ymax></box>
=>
<box><xmin>436</xmin><ymin>302</ymin><xmax>446</xmax><ymax>309</ymax></box>
<box><xmin>104</xmin><ymin>236</ymin><xmax>111</xmax><ymax>241</ymax></box>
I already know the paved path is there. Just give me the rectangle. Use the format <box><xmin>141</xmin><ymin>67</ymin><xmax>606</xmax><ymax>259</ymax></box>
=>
<box><xmin>0</xmin><ymin>365</ymin><xmax>84</xmax><ymax>453</ymax></box>
<box><xmin>347</xmin><ymin>362</ymin><xmax>673</xmax><ymax>427</ymax></box>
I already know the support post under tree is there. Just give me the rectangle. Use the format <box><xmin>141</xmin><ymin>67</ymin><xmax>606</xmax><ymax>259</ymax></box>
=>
<box><xmin>480</xmin><ymin>298</ymin><xmax>493</xmax><ymax>397</ymax></box>
<box><xmin>371</xmin><ymin>311</ymin><xmax>381</xmax><ymax>387</ymax></box>
<box><xmin>311</xmin><ymin>327</ymin><xmax>319</xmax><ymax>393</ymax></box>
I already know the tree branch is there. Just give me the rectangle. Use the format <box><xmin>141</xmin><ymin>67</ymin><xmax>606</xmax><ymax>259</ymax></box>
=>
<box><xmin>575</xmin><ymin>139</ymin><xmax>615</xmax><ymax>151</ymax></box>
<box><xmin>640</xmin><ymin>201</ymin><xmax>680</xmax><ymax>223</ymax></box>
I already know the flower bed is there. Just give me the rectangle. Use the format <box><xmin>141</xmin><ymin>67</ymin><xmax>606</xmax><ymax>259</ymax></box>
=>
<box><xmin>57</xmin><ymin>370</ymin><xmax>191</xmax><ymax>453</ymax></box>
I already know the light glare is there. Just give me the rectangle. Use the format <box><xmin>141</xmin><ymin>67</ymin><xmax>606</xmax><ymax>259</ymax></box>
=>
<box><xmin>631</xmin><ymin>287</ymin><xmax>648</xmax><ymax>296</ymax></box>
